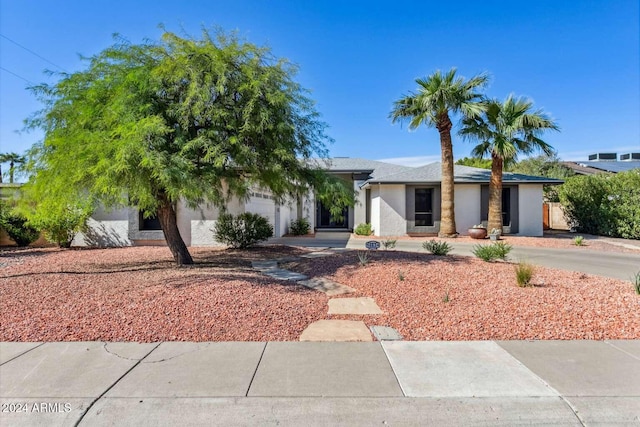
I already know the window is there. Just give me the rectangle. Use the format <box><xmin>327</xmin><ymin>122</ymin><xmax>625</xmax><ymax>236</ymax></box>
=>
<box><xmin>139</xmin><ymin>211</ymin><xmax>162</xmax><ymax>231</ymax></box>
<box><xmin>415</xmin><ymin>188</ymin><xmax>433</xmax><ymax>226</ymax></box>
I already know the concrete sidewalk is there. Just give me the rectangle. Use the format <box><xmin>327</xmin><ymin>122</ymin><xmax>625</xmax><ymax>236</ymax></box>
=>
<box><xmin>2</xmin><ymin>340</ymin><xmax>639</xmax><ymax>426</ymax></box>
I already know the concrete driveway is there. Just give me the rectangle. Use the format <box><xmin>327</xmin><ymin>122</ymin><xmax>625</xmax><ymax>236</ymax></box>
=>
<box><xmin>273</xmin><ymin>235</ymin><xmax>640</xmax><ymax>281</ymax></box>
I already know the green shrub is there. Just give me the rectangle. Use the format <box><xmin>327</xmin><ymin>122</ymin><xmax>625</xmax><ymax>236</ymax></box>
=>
<box><xmin>0</xmin><ymin>211</ymin><xmax>40</xmax><ymax>246</ymax></box>
<box><xmin>473</xmin><ymin>244</ymin><xmax>495</xmax><ymax>261</ymax></box>
<box><xmin>214</xmin><ymin>212</ymin><xmax>273</xmax><ymax>249</ymax></box>
<box><xmin>515</xmin><ymin>261</ymin><xmax>535</xmax><ymax>287</ymax></box>
<box><xmin>473</xmin><ymin>242</ymin><xmax>512</xmax><ymax>262</ymax></box>
<box><xmin>289</xmin><ymin>218</ymin><xmax>310</xmax><ymax>236</ymax></box>
<box><xmin>397</xmin><ymin>270</ymin><xmax>405</xmax><ymax>281</ymax></box>
<box><xmin>492</xmin><ymin>242</ymin><xmax>512</xmax><ymax>260</ymax></box>
<box><xmin>573</xmin><ymin>235</ymin><xmax>585</xmax><ymax>246</ymax></box>
<box><xmin>559</xmin><ymin>171</ymin><xmax>640</xmax><ymax>239</ymax></box>
<box><xmin>633</xmin><ymin>271</ymin><xmax>640</xmax><ymax>295</ymax></box>
<box><xmin>422</xmin><ymin>239</ymin><xmax>453</xmax><ymax>256</ymax></box>
<box><xmin>354</xmin><ymin>223</ymin><xmax>373</xmax><ymax>236</ymax></box>
<box><xmin>382</xmin><ymin>239</ymin><xmax>397</xmax><ymax>250</ymax></box>
<box><xmin>28</xmin><ymin>204</ymin><xmax>92</xmax><ymax>248</ymax></box>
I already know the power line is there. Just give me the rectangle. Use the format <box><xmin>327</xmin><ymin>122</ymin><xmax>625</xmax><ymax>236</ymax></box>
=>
<box><xmin>0</xmin><ymin>66</ymin><xmax>33</xmax><ymax>84</ymax></box>
<box><xmin>0</xmin><ymin>33</ymin><xmax>67</xmax><ymax>72</ymax></box>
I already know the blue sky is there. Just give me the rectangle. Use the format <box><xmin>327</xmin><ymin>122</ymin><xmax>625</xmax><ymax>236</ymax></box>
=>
<box><xmin>1</xmin><ymin>0</ymin><xmax>638</xmax><ymax>174</ymax></box>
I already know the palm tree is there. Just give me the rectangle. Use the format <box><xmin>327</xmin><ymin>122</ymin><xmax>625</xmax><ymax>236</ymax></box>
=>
<box><xmin>0</xmin><ymin>152</ymin><xmax>26</xmax><ymax>183</ymax></box>
<box><xmin>460</xmin><ymin>95</ymin><xmax>559</xmax><ymax>233</ymax></box>
<box><xmin>390</xmin><ymin>68</ymin><xmax>489</xmax><ymax>237</ymax></box>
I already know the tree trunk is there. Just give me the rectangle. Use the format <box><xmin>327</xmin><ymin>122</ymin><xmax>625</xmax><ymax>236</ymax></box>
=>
<box><xmin>157</xmin><ymin>191</ymin><xmax>194</xmax><ymax>266</ymax></box>
<box><xmin>437</xmin><ymin>112</ymin><xmax>457</xmax><ymax>237</ymax></box>
<box><xmin>487</xmin><ymin>153</ymin><xmax>504</xmax><ymax>233</ymax></box>
<box><xmin>0</xmin><ymin>165</ymin><xmax>3</xmax><ymax>183</ymax></box>
<box><xmin>9</xmin><ymin>161</ymin><xmax>14</xmax><ymax>183</ymax></box>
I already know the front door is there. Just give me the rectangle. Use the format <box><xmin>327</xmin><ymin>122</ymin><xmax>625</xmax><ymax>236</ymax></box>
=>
<box><xmin>316</xmin><ymin>201</ymin><xmax>348</xmax><ymax>228</ymax></box>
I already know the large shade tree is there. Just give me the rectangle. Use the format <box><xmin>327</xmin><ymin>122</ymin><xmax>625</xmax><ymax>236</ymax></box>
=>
<box><xmin>390</xmin><ymin>68</ymin><xmax>489</xmax><ymax>237</ymax></box>
<box><xmin>24</xmin><ymin>29</ymin><xmax>350</xmax><ymax>265</ymax></box>
<box><xmin>460</xmin><ymin>95</ymin><xmax>559</xmax><ymax>233</ymax></box>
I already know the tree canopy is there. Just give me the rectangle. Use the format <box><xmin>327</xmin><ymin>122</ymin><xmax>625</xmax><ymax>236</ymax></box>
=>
<box><xmin>24</xmin><ymin>28</ymin><xmax>349</xmax><ymax>264</ymax></box>
<box><xmin>460</xmin><ymin>95</ymin><xmax>559</xmax><ymax>232</ymax></box>
<box><xmin>455</xmin><ymin>157</ymin><xmax>492</xmax><ymax>169</ymax></box>
<box><xmin>390</xmin><ymin>68</ymin><xmax>489</xmax><ymax>237</ymax></box>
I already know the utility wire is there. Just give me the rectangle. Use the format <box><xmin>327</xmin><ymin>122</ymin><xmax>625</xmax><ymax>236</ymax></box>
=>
<box><xmin>0</xmin><ymin>33</ymin><xmax>67</xmax><ymax>72</ymax></box>
<box><xmin>0</xmin><ymin>66</ymin><xmax>33</xmax><ymax>84</ymax></box>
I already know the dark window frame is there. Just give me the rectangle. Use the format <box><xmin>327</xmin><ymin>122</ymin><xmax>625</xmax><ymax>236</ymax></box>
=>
<box><xmin>139</xmin><ymin>211</ymin><xmax>162</xmax><ymax>231</ymax></box>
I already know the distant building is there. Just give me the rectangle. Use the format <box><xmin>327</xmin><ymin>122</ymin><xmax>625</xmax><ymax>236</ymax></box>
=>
<box><xmin>561</xmin><ymin>152</ymin><xmax>640</xmax><ymax>175</ymax></box>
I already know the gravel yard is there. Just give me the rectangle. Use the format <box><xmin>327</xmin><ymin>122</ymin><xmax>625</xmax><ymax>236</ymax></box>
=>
<box><xmin>0</xmin><ymin>246</ymin><xmax>327</xmax><ymax>342</ymax></box>
<box><xmin>1</xmin><ymin>244</ymin><xmax>638</xmax><ymax>342</ymax></box>
<box><xmin>284</xmin><ymin>251</ymin><xmax>640</xmax><ymax>341</ymax></box>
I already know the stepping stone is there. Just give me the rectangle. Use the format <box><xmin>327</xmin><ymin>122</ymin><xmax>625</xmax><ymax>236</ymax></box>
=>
<box><xmin>297</xmin><ymin>277</ymin><xmax>355</xmax><ymax>296</ymax></box>
<box><xmin>300</xmin><ymin>251</ymin><xmax>334</xmax><ymax>259</ymax></box>
<box><xmin>251</xmin><ymin>260</ymin><xmax>279</xmax><ymax>271</ymax></box>
<box><xmin>263</xmin><ymin>269</ymin><xmax>308</xmax><ymax>281</ymax></box>
<box><xmin>370</xmin><ymin>326</ymin><xmax>403</xmax><ymax>341</ymax></box>
<box><xmin>275</xmin><ymin>256</ymin><xmax>301</xmax><ymax>263</ymax></box>
<box><xmin>328</xmin><ymin>297</ymin><xmax>383</xmax><ymax>315</ymax></box>
<box><xmin>299</xmin><ymin>320</ymin><xmax>372</xmax><ymax>342</ymax></box>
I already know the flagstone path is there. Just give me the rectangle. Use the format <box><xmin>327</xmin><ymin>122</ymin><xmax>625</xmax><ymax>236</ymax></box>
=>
<box><xmin>251</xmin><ymin>250</ymin><xmax>402</xmax><ymax>342</ymax></box>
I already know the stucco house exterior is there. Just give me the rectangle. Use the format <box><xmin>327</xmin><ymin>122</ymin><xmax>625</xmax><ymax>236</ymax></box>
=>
<box><xmin>71</xmin><ymin>157</ymin><xmax>561</xmax><ymax>247</ymax></box>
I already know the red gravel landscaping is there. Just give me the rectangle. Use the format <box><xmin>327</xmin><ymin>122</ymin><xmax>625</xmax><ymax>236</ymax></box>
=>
<box><xmin>284</xmin><ymin>251</ymin><xmax>640</xmax><ymax>341</ymax></box>
<box><xmin>0</xmin><ymin>246</ymin><xmax>327</xmax><ymax>342</ymax></box>
<box><xmin>1</xmin><ymin>245</ymin><xmax>638</xmax><ymax>342</ymax></box>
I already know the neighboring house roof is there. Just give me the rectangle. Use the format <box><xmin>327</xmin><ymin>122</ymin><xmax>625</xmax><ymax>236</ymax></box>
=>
<box><xmin>361</xmin><ymin>162</ymin><xmax>564</xmax><ymax>186</ymax></box>
<box><xmin>561</xmin><ymin>160</ymin><xmax>640</xmax><ymax>175</ymax></box>
<box><xmin>310</xmin><ymin>157</ymin><xmax>413</xmax><ymax>178</ymax></box>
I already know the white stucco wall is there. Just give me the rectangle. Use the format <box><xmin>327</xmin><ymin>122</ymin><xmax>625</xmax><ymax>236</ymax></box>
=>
<box><xmin>518</xmin><ymin>184</ymin><xmax>544</xmax><ymax>236</ymax></box>
<box><xmin>73</xmin><ymin>206</ymin><xmax>132</xmax><ymax>247</ymax></box>
<box><xmin>370</xmin><ymin>186</ymin><xmax>381</xmax><ymax>236</ymax></box>
<box><xmin>377</xmin><ymin>184</ymin><xmax>406</xmax><ymax>236</ymax></box>
<box><xmin>454</xmin><ymin>184</ymin><xmax>482</xmax><ymax>235</ymax></box>
<box><xmin>353</xmin><ymin>180</ymin><xmax>367</xmax><ymax>227</ymax></box>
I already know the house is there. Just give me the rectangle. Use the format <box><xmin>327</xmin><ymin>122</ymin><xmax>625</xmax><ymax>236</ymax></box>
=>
<box><xmin>72</xmin><ymin>157</ymin><xmax>561</xmax><ymax>247</ymax></box>
<box><xmin>561</xmin><ymin>152</ymin><xmax>640</xmax><ymax>175</ymax></box>
<box><xmin>313</xmin><ymin>158</ymin><xmax>562</xmax><ymax>237</ymax></box>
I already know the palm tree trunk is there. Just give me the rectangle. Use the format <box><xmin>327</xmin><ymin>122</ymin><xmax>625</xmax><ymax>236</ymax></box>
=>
<box><xmin>488</xmin><ymin>153</ymin><xmax>504</xmax><ymax>233</ymax></box>
<box><xmin>437</xmin><ymin>112</ymin><xmax>457</xmax><ymax>237</ymax></box>
<box><xmin>0</xmin><ymin>165</ymin><xmax>3</xmax><ymax>183</ymax></box>
<box><xmin>157</xmin><ymin>191</ymin><xmax>194</xmax><ymax>266</ymax></box>
<box><xmin>9</xmin><ymin>160</ymin><xmax>14</xmax><ymax>183</ymax></box>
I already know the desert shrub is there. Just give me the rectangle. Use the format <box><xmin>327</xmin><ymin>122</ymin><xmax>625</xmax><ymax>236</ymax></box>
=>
<box><xmin>573</xmin><ymin>235</ymin><xmax>585</xmax><ymax>246</ymax></box>
<box><xmin>354</xmin><ymin>223</ymin><xmax>373</xmax><ymax>236</ymax></box>
<box><xmin>443</xmin><ymin>291</ymin><xmax>450</xmax><ymax>303</ymax></box>
<box><xmin>357</xmin><ymin>250</ymin><xmax>370</xmax><ymax>266</ymax></box>
<box><xmin>473</xmin><ymin>242</ymin><xmax>511</xmax><ymax>262</ymax></box>
<box><xmin>492</xmin><ymin>242</ymin><xmax>512</xmax><ymax>260</ymax></box>
<box><xmin>473</xmin><ymin>244</ymin><xmax>495</xmax><ymax>261</ymax></box>
<box><xmin>214</xmin><ymin>212</ymin><xmax>273</xmax><ymax>249</ymax></box>
<box><xmin>422</xmin><ymin>239</ymin><xmax>453</xmax><ymax>256</ymax></box>
<box><xmin>289</xmin><ymin>218</ymin><xmax>310</xmax><ymax>236</ymax></box>
<box><xmin>382</xmin><ymin>239</ymin><xmax>397</xmax><ymax>250</ymax></box>
<box><xmin>515</xmin><ymin>261</ymin><xmax>535</xmax><ymax>287</ymax></box>
<box><xmin>0</xmin><ymin>210</ymin><xmax>39</xmax><ymax>246</ymax></box>
<box><xmin>397</xmin><ymin>270</ymin><xmax>404</xmax><ymax>281</ymax></box>
<box><xmin>633</xmin><ymin>271</ymin><xmax>640</xmax><ymax>295</ymax></box>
